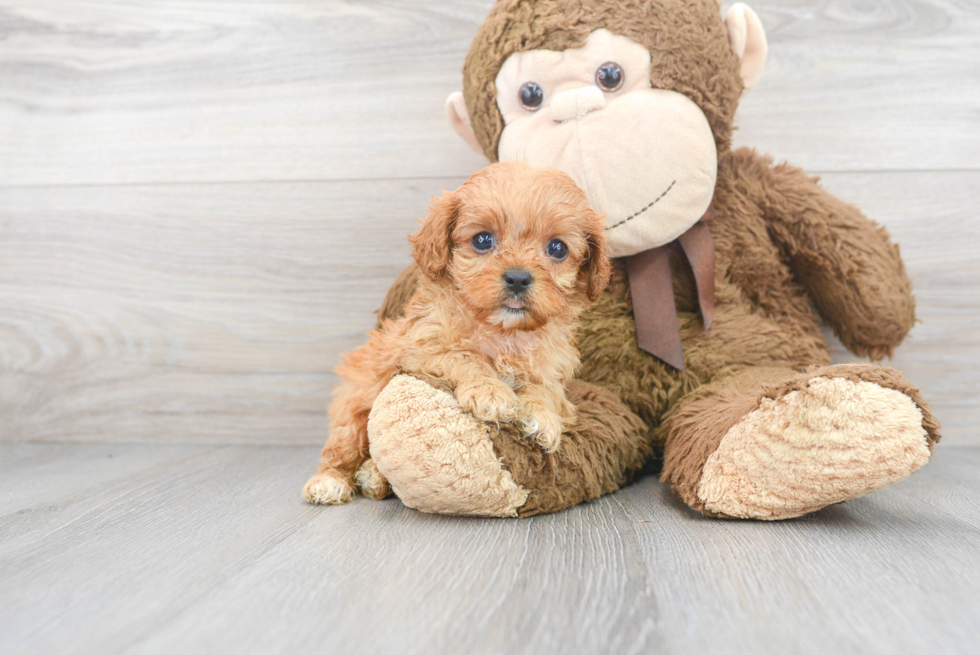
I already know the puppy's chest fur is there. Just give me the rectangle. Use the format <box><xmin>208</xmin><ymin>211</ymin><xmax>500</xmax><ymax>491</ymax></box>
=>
<box><xmin>399</xmin><ymin>286</ymin><xmax>579</xmax><ymax>390</ymax></box>
<box><xmin>465</xmin><ymin>326</ymin><xmax>577</xmax><ymax>388</ymax></box>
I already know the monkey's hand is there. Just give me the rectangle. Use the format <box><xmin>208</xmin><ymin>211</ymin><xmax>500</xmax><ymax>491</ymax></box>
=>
<box><xmin>745</xmin><ymin>149</ymin><xmax>915</xmax><ymax>359</ymax></box>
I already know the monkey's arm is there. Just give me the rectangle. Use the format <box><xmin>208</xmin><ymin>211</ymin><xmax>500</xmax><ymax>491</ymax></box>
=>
<box><xmin>744</xmin><ymin>150</ymin><xmax>915</xmax><ymax>359</ymax></box>
<box><xmin>376</xmin><ymin>262</ymin><xmax>421</xmax><ymax>326</ymax></box>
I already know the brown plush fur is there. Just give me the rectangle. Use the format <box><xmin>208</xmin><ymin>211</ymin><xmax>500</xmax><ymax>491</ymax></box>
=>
<box><xmin>490</xmin><ymin>378</ymin><xmax>652</xmax><ymax>517</ymax></box>
<box><xmin>305</xmin><ymin>162</ymin><xmax>610</xmax><ymax>503</ymax></box>
<box><xmin>658</xmin><ymin>367</ymin><xmax>795</xmax><ymax>517</ymax></box>
<box><xmin>660</xmin><ymin>364</ymin><xmax>942</xmax><ymax>516</ymax></box>
<box><xmin>373</xmin><ymin>0</ymin><xmax>938</xmax><ymax>517</ymax></box>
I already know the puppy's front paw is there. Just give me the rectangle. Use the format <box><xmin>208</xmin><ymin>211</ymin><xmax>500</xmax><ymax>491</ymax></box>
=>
<box><xmin>519</xmin><ymin>410</ymin><xmax>563</xmax><ymax>453</ymax></box>
<box><xmin>456</xmin><ymin>380</ymin><xmax>521</xmax><ymax>423</ymax></box>
<box><xmin>303</xmin><ymin>472</ymin><xmax>354</xmax><ymax>505</ymax></box>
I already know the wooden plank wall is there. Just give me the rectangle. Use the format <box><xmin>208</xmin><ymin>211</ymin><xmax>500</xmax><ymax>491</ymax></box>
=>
<box><xmin>1</xmin><ymin>0</ymin><xmax>977</xmax><ymax>444</ymax></box>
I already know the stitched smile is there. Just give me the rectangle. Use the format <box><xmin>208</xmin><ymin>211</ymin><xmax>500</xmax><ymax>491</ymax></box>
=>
<box><xmin>606</xmin><ymin>180</ymin><xmax>677</xmax><ymax>230</ymax></box>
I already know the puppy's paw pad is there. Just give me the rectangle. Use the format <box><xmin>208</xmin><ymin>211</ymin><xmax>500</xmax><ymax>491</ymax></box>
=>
<box><xmin>354</xmin><ymin>459</ymin><xmax>391</xmax><ymax>501</ymax></box>
<box><xmin>303</xmin><ymin>473</ymin><xmax>354</xmax><ymax>505</ymax></box>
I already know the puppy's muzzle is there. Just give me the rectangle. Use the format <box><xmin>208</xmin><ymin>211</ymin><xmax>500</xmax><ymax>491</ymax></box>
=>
<box><xmin>502</xmin><ymin>268</ymin><xmax>533</xmax><ymax>296</ymax></box>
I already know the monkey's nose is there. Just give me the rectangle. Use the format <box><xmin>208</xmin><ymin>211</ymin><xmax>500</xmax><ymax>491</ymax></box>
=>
<box><xmin>549</xmin><ymin>86</ymin><xmax>606</xmax><ymax>123</ymax></box>
<box><xmin>503</xmin><ymin>268</ymin><xmax>533</xmax><ymax>295</ymax></box>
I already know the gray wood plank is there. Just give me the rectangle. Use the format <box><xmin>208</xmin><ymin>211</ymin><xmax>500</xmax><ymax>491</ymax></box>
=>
<box><xmin>0</xmin><ymin>442</ymin><xmax>221</xmax><ymax>514</ymax></box>
<box><xmin>1</xmin><ymin>172</ymin><xmax>976</xmax><ymax>445</ymax></box>
<box><xmin>0</xmin><ymin>0</ymin><xmax>490</xmax><ymax>187</ymax></box>
<box><xmin>628</xmin><ymin>478</ymin><xmax>980</xmax><ymax>655</ymax></box>
<box><xmin>0</xmin><ymin>0</ymin><xmax>977</xmax><ymax>188</ymax></box>
<box><xmin>734</xmin><ymin>0</ymin><xmax>980</xmax><ymax>173</ymax></box>
<box><xmin>0</xmin><ymin>444</ymin><xmax>321</xmax><ymax>655</ymax></box>
<box><xmin>132</xmin><ymin>488</ymin><xmax>665</xmax><ymax>655</ymax></box>
<box><xmin>0</xmin><ymin>443</ymin><xmax>977</xmax><ymax>655</ymax></box>
<box><xmin>0</xmin><ymin>178</ymin><xmax>437</xmax><ymax>443</ymax></box>
<box><xmin>818</xmin><ymin>171</ymin><xmax>980</xmax><ymax>446</ymax></box>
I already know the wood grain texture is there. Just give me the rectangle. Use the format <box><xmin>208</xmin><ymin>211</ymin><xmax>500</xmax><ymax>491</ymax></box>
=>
<box><xmin>1</xmin><ymin>172</ymin><xmax>976</xmax><ymax>444</ymax></box>
<box><xmin>0</xmin><ymin>442</ymin><xmax>977</xmax><ymax>655</ymax></box>
<box><xmin>819</xmin><ymin>171</ymin><xmax>980</xmax><ymax>445</ymax></box>
<box><xmin>0</xmin><ymin>178</ymin><xmax>439</xmax><ymax>443</ymax></box>
<box><xmin>0</xmin><ymin>0</ymin><xmax>489</xmax><ymax>186</ymax></box>
<box><xmin>0</xmin><ymin>0</ymin><xmax>978</xmax><ymax>188</ymax></box>
<box><xmin>734</xmin><ymin>0</ymin><xmax>980</xmax><ymax>172</ymax></box>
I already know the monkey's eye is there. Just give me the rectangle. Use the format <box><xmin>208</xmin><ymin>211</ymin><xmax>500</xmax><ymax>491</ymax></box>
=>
<box><xmin>546</xmin><ymin>238</ymin><xmax>568</xmax><ymax>261</ymax></box>
<box><xmin>595</xmin><ymin>62</ymin><xmax>624</xmax><ymax>92</ymax></box>
<box><xmin>472</xmin><ymin>231</ymin><xmax>495</xmax><ymax>252</ymax></box>
<box><xmin>519</xmin><ymin>82</ymin><xmax>544</xmax><ymax>111</ymax></box>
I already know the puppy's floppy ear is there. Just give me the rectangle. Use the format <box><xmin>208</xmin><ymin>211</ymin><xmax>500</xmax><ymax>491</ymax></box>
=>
<box><xmin>411</xmin><ymin>190</ymin><xmax>460</xmax><ymax>280</ymax></box>
<box><xmin>580</xmin><ymin>211</ymin><xmax>612</xmax><ymax>302</ymax></box>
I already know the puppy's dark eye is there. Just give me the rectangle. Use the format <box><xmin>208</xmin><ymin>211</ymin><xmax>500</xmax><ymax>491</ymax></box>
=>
<box><xmin>546</xmin><ymin>238</ymin><xmax>568</xmax><ymax>260</ymax></box>
<box><xmin>472</xmin><ymin>231</ymin><xmax>495</xmax><ymax>252</ymax></box>
<box><xmin>519</xmin><ymin>82</ymin><xmax>544</xmax><ymax>111</ymax></box>
<box><xmin>595</xmin><ymin>62</ymin><xmax>624</xmax><ymax>92</ymax></box>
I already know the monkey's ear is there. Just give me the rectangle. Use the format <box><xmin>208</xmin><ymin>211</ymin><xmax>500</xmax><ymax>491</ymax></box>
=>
<box><xmin>445</xmin><ymin>92</ymin><xmax>484</xmax><ymax>155</ymax></box>
<box><xmin>411</xmin><ymin>191</ymin><xmax>460</xmax><ymax>281</ymax></box>
<box><xmin>724</xmin><ymin>3</ymin><xmax>768</xmax><ymax>91</ymax></box>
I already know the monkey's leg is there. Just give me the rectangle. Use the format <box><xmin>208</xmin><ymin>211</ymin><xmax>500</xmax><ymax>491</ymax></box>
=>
<box><xmin>659</xmin><ymin>364</ymin><xmax>941</xmax><ymax>519</ymax></box>
<box><xmin>367</xmin><ymin>375</ymin><xmax>651</xmax><ymax>517</ymax></box>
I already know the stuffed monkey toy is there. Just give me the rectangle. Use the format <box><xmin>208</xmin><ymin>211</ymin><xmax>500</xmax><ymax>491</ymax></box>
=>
<box><xmin>355</xmin><ymin>0</ymin><xmax>941</xmax><ymax>519</ymax></box>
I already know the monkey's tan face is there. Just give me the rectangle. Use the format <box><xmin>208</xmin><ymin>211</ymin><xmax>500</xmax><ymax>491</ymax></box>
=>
<box><xmin>494</xmin><ymin>29</ymin><xmax>718</xmax><ymax>258</ymax></box>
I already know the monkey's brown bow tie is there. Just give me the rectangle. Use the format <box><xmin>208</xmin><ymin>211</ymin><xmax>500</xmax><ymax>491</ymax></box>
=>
<box><xmin>624</xmin><ymin>206</ymin><xmax>715</xmax><ymax>371</ymax></box>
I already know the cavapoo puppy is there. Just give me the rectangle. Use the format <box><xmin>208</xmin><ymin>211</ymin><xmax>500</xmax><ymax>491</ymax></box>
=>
<box><xmin>304</xmin><ymin>161</ymin><xmax>611</xmax><ymax>505</ymax></box>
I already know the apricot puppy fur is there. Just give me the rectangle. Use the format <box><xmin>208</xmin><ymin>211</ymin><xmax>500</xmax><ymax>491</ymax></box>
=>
<box><xmin>303</xmin><ymin>161</ymin><xmax>611</xmax><ymax>505</ymax></box>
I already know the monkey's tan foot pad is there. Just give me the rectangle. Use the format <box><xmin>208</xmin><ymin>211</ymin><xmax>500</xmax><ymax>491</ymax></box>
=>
<box><xmin>303</xmin><ymin>472</ymin><xmax>355</xmax><ymax>505</ymax></box>
<box><xmin>696</xmin><ymin>375</ymin><xmax>932</xmax><ymax>520</ymax></box>
<box><xmin>367</xmin><ymin>374</ymin><xmax>529</xmax><ymax>517</ymax></box>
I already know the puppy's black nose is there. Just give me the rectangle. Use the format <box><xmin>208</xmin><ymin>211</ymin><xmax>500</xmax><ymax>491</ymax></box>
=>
<box><xmin>503</xmin><ymin>268</ymin><xmax>533</xmax><ymax>294</ymax></box>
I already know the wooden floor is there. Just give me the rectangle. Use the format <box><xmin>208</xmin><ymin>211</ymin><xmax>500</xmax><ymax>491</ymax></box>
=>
<box><xmin>2</xmin><ymin>1</ymin><xmax>979</xmax><ymax>653</ymax></box>
<box><xmin>1</xmin><ymin>443</ymin><xmax>978</xmax><ymax>655</ymax></box>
